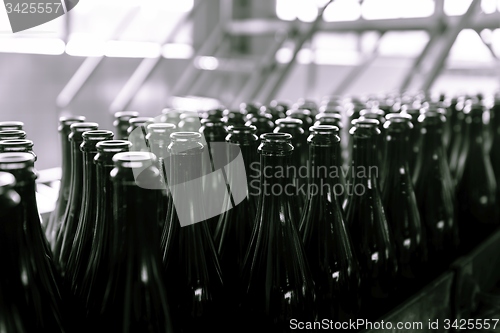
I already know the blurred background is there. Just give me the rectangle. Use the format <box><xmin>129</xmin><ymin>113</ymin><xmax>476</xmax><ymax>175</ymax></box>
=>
<box><xmin>0</xmin><ymin>0</ymin><xmax>499</xmax><ymax>170</ymax></box>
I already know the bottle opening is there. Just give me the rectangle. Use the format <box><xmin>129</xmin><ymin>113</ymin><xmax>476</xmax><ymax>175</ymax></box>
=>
<box><xmin>170</xmin><ymin>132</ymin><xmax>202</xmax><ymax>142</ymax></box>
<box><xmin>275</xmin><ymin>118</ymin><xmax>303</xmax><ymax>127</ymax></box>
<box><xmin>260</xmin><ymin>132</ymin><xmax>292</xmax><ymax>142</ymax></box>
<box><xmin>351</xmin><ymin>118</ymin><xmax>380</xmax><ymax>127</ymax></box>
<box><xmin>147</xmin><ymin>123</ymin><xmax>176</xmax><ymax>132</ymax></box>
<box><xmin>0</xmin><ymin>130</ymin><xmax>27</xmax><ymax>140</ymax></box>
<box><xmin>114</xmin><ymin>111</ymin><xmax>139</xmax><ymax>120</ymax></box>
<box><xmin>96</xmin><ymin>140</ymin><xmax>132</xmax><ymax>152</ymax></box>
<box><xmin>228</xmin><ymin>125</ymin><xmax>256</xmax><ymax>134</ymax></box>
<box><xmin>0</xmin><ymin>152</ymin><xmax>35</xmax><ymax>170</ymax></box>
<box><xmin>82</xmin><ymin>130</ymin><xmax>114</xmax><ymax>141</ymax></box>
<box><xmin>59</xmin><ymin>115</ymin><xmax>86</xmax><ymax>124</ymax></box>
<box><xmin>0</xmin><ymin>121</ymin><xmax>24</xmax><ymax>130</ymax></box>
<box><xmin>309</xmin><ymin>125</ymin><xmax>339</xmax><ymax>134</ymax></box>
<box><xmin>129</xmin><ymin>117</ymin><xmax>154</xmax><ymax>126</ymax></box>
<box><xmin>385</xmin><ymin>113</ymin><xmax>412</xmax><ymax>122</ymax></box>
<box><xmin>112</xmin><ymin>151</ymin><xmax>156</xmax><ymax>168</ymax></box>
<box><xmin>0</xmin><ymin>139</ymin><xmax>34</xmax><ymax>149</ymax></box>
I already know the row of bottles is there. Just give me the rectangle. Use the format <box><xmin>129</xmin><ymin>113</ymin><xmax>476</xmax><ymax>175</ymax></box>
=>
<box><xmin>0</xmin><ymin>91</ymin><xmax>499</xmax><ymax>332</ymax></box>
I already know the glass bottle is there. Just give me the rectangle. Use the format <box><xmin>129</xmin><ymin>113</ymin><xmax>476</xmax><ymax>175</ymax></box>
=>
<box><xmin>267</xmin><ymin>101</ymin><xmax>289</xmax><ymax>121</ymax></box>
<box><xmin>382</xmin><ymin>114</ymin><xmax>427</xmax><ymax>291</ymax></box>
<box><xmin>0</xmin><ymin>129</ymin><xmax>27</xmax><ymax>140</ymax></box>
<box><xmin>222</xmin><ymin>109</ymin><xmax>246</xmax><ymax>127</ymax></box>
<box><xmin>178</xmin><ymin>112</ymin><xmax>201</xmax><ymax>132</ymax></box>
<box><xmin>46</xmin><ymin>115</ymin><xmax>86</xmax><ymax>247</ymax></box>
<box><xmin>146</xmin><ymin>123</ymin><xmax>177</xmax><ymax>230</ymax></box>
<box><xmin>0</xmin><ymin>121</ymin><xmax>24</xmax><ymax>131</ymax></box>
<box><xmin>456</xmin><ymin>103</ymin><xmax>499</xmax><ymax>250</ymax></box>
<box><xmin>239</xmin><ymin>133</ymin><xmax>316</xmax><ymax>332</ymax></box>
<box><xmin>287</xmin><ymin>108</ymin><xmax>314</xmax><ymax>136</ymax></box>
<box><xmin>65</xmin><ymin>131</ymin><xmax>114</xmax><ymax>302</ymax></box>
<box><xmin>214</xmin><ymin>125</ymin><xmax>259</xmax><ymax>303</ymax></box>
<box><xmin>245</xmin><ymin>112</ymin><xmax>275</xmax><ymax>137</ymax></box>
<box><xmin>113</xmin><ymin>111</ymin><xmax>138</xmax><ymax>140</ymax></box>
<box><xmin>0</xmin><ymin>153</ymin><xmax>66</xmax><ymax>332</ymax></box>
<box><xmin>401</xmin><ymin>103</ymin><xmax>422</xmax><ymax>175</ymax></box>
<box><xmin>0</xmin><ymin>171</ymin><xmax>29</xmax><ymax>333</ymax></box>
<box><xmin>199</xmin><ymin>118</ymin><xmax>229</xmax><ymax>232</ymax></box>
<box><xmin>359</xmin><ymin>108</ymin><xmax>387</xmax><ymax>187</ymax></box>
<box><xmin>273</xmin><ymin>118</ymin><xmax>308</xmax><ymax>214</ymax></box>
<box><xmin>53</xmin><ymin>122</ymin><xmax>99</xmax><ymax>273</ymax></box>
<box><xmin>412</xmin><ymin>110</ymin><xmax>459</xmax><ymax>273</ymax></box>
<box><xmin>490</xmin><ymin>96</ymin><xmax>500</xmax><ymax>209</ymax></box>
<box><xmin>79</xmin><ymin>140</ymin><xmax>131</xmax><ymax>324</ymax></box>
<box><xmin>92</xmin><ymin>152</ymin><xmax>173</xmax><ymax>333</ymax></box>
<box><xmin>160</xmin><ymin>108</ymin><xmax>182</xmax><ymax>126</ymax></box>
<box><xmin>344</xmin><ymin>119</ymin><xmax>398</xmax><ymax>318</ymax></box>
<box><xmin>160</xmin><ymin>132</ymin><xmax>225</xmax><ymax>333</ymax></box>
<box><xmin>299</xmin><ymin>125</ymin><xmax>361</xmax><ymax>321</ymax></box>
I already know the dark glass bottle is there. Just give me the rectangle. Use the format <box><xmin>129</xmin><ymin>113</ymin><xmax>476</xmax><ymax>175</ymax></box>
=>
<box><xmin>448</xmin><ymin>99</ymin><xmax>469</xmax><ymax>179</ymax></box>
<box><xmin>273</xmin><ymin>118</ymin><xmax>307</xmax><ymax>215</ymax></box>
<box><xmin>296</xmin><ymin>98</ymin><xmax>319</xmax><ymax>117</ymax></box>
<box><xmin>359</xmin><ymin>108</ymin><xmax>387</xmax><ymax>186</ymax></box>
<box><xmin>239</xmin><ymin>133</ymin><xmax>316</xmax><ymax>332</ymax></box>
<box><xmin>314</xmin><ymin>112</ymin><xmax>342</xmax><ymax>127</ymax></box>
<box><xmin>160</xmin><ymin>132</ymin><xmax>225</xmax><ymax>333</ymax></box>
<box><xmin>456</xmin><ymin>103</ymin><xmax>499</xmax><ymax>249</ymax></box>
<box><xmin>222</xmin><ymin>109</ymin><xmax>246</xmax><ymax>127</ymax></box>
<box><xmin>113</xmin><ymin>111</ymin><xmax>138</xmax><ymax>140</ymax></box>
<box><xmin>0</xmin><ymin>153</ymin><xmax>66</xmax><ymax>333</ymax></box>
<box><xmin>240</xmin><ymin>102</ymin><xmax>262</xmax><ymax>118</ymax></box>
<box><xmin>65</xmin><ymin>130</ymin><xmax>114</xmax><ymax>302</ymax></box>
<box><xmin>214</xmin><ymin>125</ymin><xmax>259</xmax><ymax>303</ymax></box>
<box><xmin>79</xmin><ymin>140</ymin><xmax>131</xmax><ymax>326</ymax></box>
<box><xmin>245</xmin><ymin>112</ymin><xmax>275</xmax><ymax>137</ymax></box>
<box><xmin>490</xmin><ymin>97</ymin><xmax>500</xmax><ymax>209</ymax></box>
<box><xmin>92</xmin><ymin>152</ymin><xmax>173</xmax><ymax>333</ymax></box>
<box><xmin>299</xmin><ymin>125</ymin><xmax>361</xmax><ymax>321</ymax></box>
<box><xmin>0</xmin><ymin>171</ymin><xmax>29</xmax><ymax>333</ymax></box>
<box><xmin>401</xmin><ymin>103</ymin><xmax>422</xmax><ymax>175</ymax></box>
<box><xmin>287</xmin><ymin>108</ymin><xmax>314</xmax><ymax>136</ymax></box>
<box><xmin>146</xmin><ymin>123</ymin><xmax>177</xmax><ymax>229</ymax></box>
<box><xmin>199</xmin><ymin>118</ymin><xmax>229</xmax><ymax>232</ymax></box>
<box><xmin>53</xmin><ymin>122</ymin><xmax>99</xmax><ymax>273</ymax></box>
<box><xmin>382</xmin><ymin>114</ymin><xmax>427</xmax><ymax>290</ymax></box>
<box><xmin>344</xmin><ymin>119</ymin><xmax>398</xmax><ymax>318</ymax></box>
<box><xmin>0</xmin><ymin>129</ymin><xmax>27</xmax><ymax>140</ymax></box>
<box><xmin>46</xmin><ymin>116</ymin><xmax>86</xmax><ymax>246</ymax></box>
<box><xmin>268</xmin><ymin>100</ymin><xmax>289</xmax><ymax>121</ymax></box>
<box><xmin>0</xmin><ymin>121</ymin><xmax>24</xmax><ymax>131</ymax></box>
<box><xmin>412</xmin><ymin>110</ymin><xmax>458</xmax><ymax>272</ymax></box>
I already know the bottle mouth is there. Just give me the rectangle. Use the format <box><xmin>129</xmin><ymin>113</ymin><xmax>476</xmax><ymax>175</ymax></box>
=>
<box><xmin>286</xmin><ymin>108</ymin><xmax>311</xmax><ymax>117</ymax></box>
<box><xmin>0</xmin><ymin>152</ymin><xmax>35</xmax><ymax>170</ymax></box>
<box><xmin>112</xmin><ymin>151</ymin><xmax>156</xmax><ymax>168</ymax></box>
<box><xmin>0</xmin><ymin>171</ymin><xmax>16</xmax><ymax>193</ymax></box>
<box><xmin>0</xmin><ymin>139</ymin><xmax>34</xmax><ymax>150</ymax></box>
<box><xmin>128</xmin><ymin>117</ymin><xmax>154</xmax><ymax>126</ymax></box>
<box><xmin>351</xmin><ymin>118</ymin><xmax>380</xmax><ymax>127</ymax></box>
<box><xmin>385</xmin><ymin>113</ymin><xmax>412</xmax><ymax>122</ymax></box>
<box><xmin>200</xmin><ymin>118</ymin><xmax>224</xmax><ymax>126</ymax></box>
<box><xmin>70</xmin><ymin>122</ymin><xmax>99</xmax><ymax>132</ymax></box>
<box><xmin>309</xmin><ymin>125</ymin><xmax>339</xmax><ymax>134</ymax></box>
<box><xmin>315</xmin><ymin>113</ymin><xmax>341</xmax><ymax>120</ymax></box>
<box><xmin>384</xmin><ymin>114</ymin><xmax>413</xmax><ymax>131</ymax></box>
<box><xmin>260</xmin><ymin>132</ymin><xmax>292</xmax><ymax>142</ymax></box>
<box><xmin>275</xmin><ymin>118</ymin><xmax>303</xmax><ymax>127</ymax></box>
<box><xmin>0</xmin><ymin>130</ymin><xmax>27</xmax><ymax>140</ymax></box>
<box><xmin>0</xmin><ymin>121</ymin><xmax>24</xmax><ymax>131</ymax></box>
<box><xmin>359</xmin><ymin>108</ymin><xmax>385</xmax><ymax>117</ymax></box>
<box><xmin>227</xmin><ymin>125</ymin><xmax>257</xmax><ymax>134</ymax></box>
<box><xmin>59</xmin><ymin>115</ymin><xmax>86</xmax><ymax>125</ymax></box>
<box><xmin>170</xmin><ymin>132</ymin><xmax>202</xmax><ymax>142</ymax></box>
<box><xmin>96</xmin><ymin>140</ymin><xmax>132</xmax><ymax>153</ymax></box>
<box><xmin>82</xmin><ymin>130</ymin><xmax>114</xmax><ymax>141</ymax></box>
<box><xmin>114</xmin><ymin>111</ymin><xmax>139</xmax><ymax>120</ymax></box>
<box><xmin>147</xmin><ymin>123</ymin><xmax>176</xmax><ymax>132</ymax></box>
<box><xmin>418</xmin><ymin>110</ymin><xmax>446</xmax><ymax>124</ymax></box>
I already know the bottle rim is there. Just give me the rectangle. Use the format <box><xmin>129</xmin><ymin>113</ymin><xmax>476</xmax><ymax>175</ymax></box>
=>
<box><xmin>82</xmin><ymin>130</ymin><xmax>114</xmax><ymax>140</ymax></box>
<box><xmin>0</xmin><ymin>152</ymin><xmax>35</xmax><ymax>170</ymax></box>
<box><xmin>309</xmin><ymin>125</ymin><xmax>340</xmax><ymax>134</ymax></box>
<box><xmin>227</xmin><ymin>125</ymin><xmax>257</xmax><ymax>134</ymax></box>
<box><xmin>128</xmin><ymin>117</ymin><xmax>154</xmax><ymax>125</ymax></box>
<box><xmin>114</xmin><ymin>111</ymin><xmax>139</xmax><ymax>119</ymax></box>
<box><xmin>260</xmin><ymin>132</ymin><xmax>292</xmax><ymax>142</ymax></box>
<box><xmin>0</xmin><ymin>121</ymin><xmax>24</xmax><ymax>129</ymax></box>
<box><xmin>275</xmin><ymin>118</ymin><xmax>303</xmax><ymax>126</ymax></box>
<box><xmin>112</xmin><ymin>151</ymin><xmax>156</xmax><ymax>168</ymax></box>
<box><xmin>0</xmin><ymin>139</ymin><xmax>34</xmax><ymax>148</ymax></box>
<box><xmin>0</xmin><ymin>130</ymin><xmax>27</xmax><ymax>139</ymax></box>
<box><xmin>147</xmin><ymin>123</ymin><xmax>177</xmax><ymax>131</ymax></box>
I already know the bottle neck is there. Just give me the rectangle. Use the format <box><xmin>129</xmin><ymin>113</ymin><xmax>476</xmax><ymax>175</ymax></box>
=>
<box><xmin>60</xmin><ymin>129</ymin><xmax>72</xmax><ymax>189</ymax></box>
<box><xmin>258</xmin><ymin>154</ymin><xmax>294</xmax><ymax>201</ymax></box>
<box><xmin>8</xmin><ymin>169</ymin><xmax>40</xmax><ymax>224</ymax></box>
<box><xmin>308</xmin><ymin>144</ymin><xmax>336</xmax><ymax>187</ymax></box>
<box><xmin>81</xmin><ymin>148</ymin><xmax>99</xmax><ymax>209</ymax></box>
<box><xmin>385</xmin><ymin>131</ymin><xmax>409</xmax><ymax>171</ymax></box>
<box><xmin>351</xmin><ymin>136</ymin><xmax>379</xmax><ymax>187</ymax></box>
<box><xmin>70</xmin><ymin>140</ymin><xmax>84</xmax><ymax>202</ymax></box>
